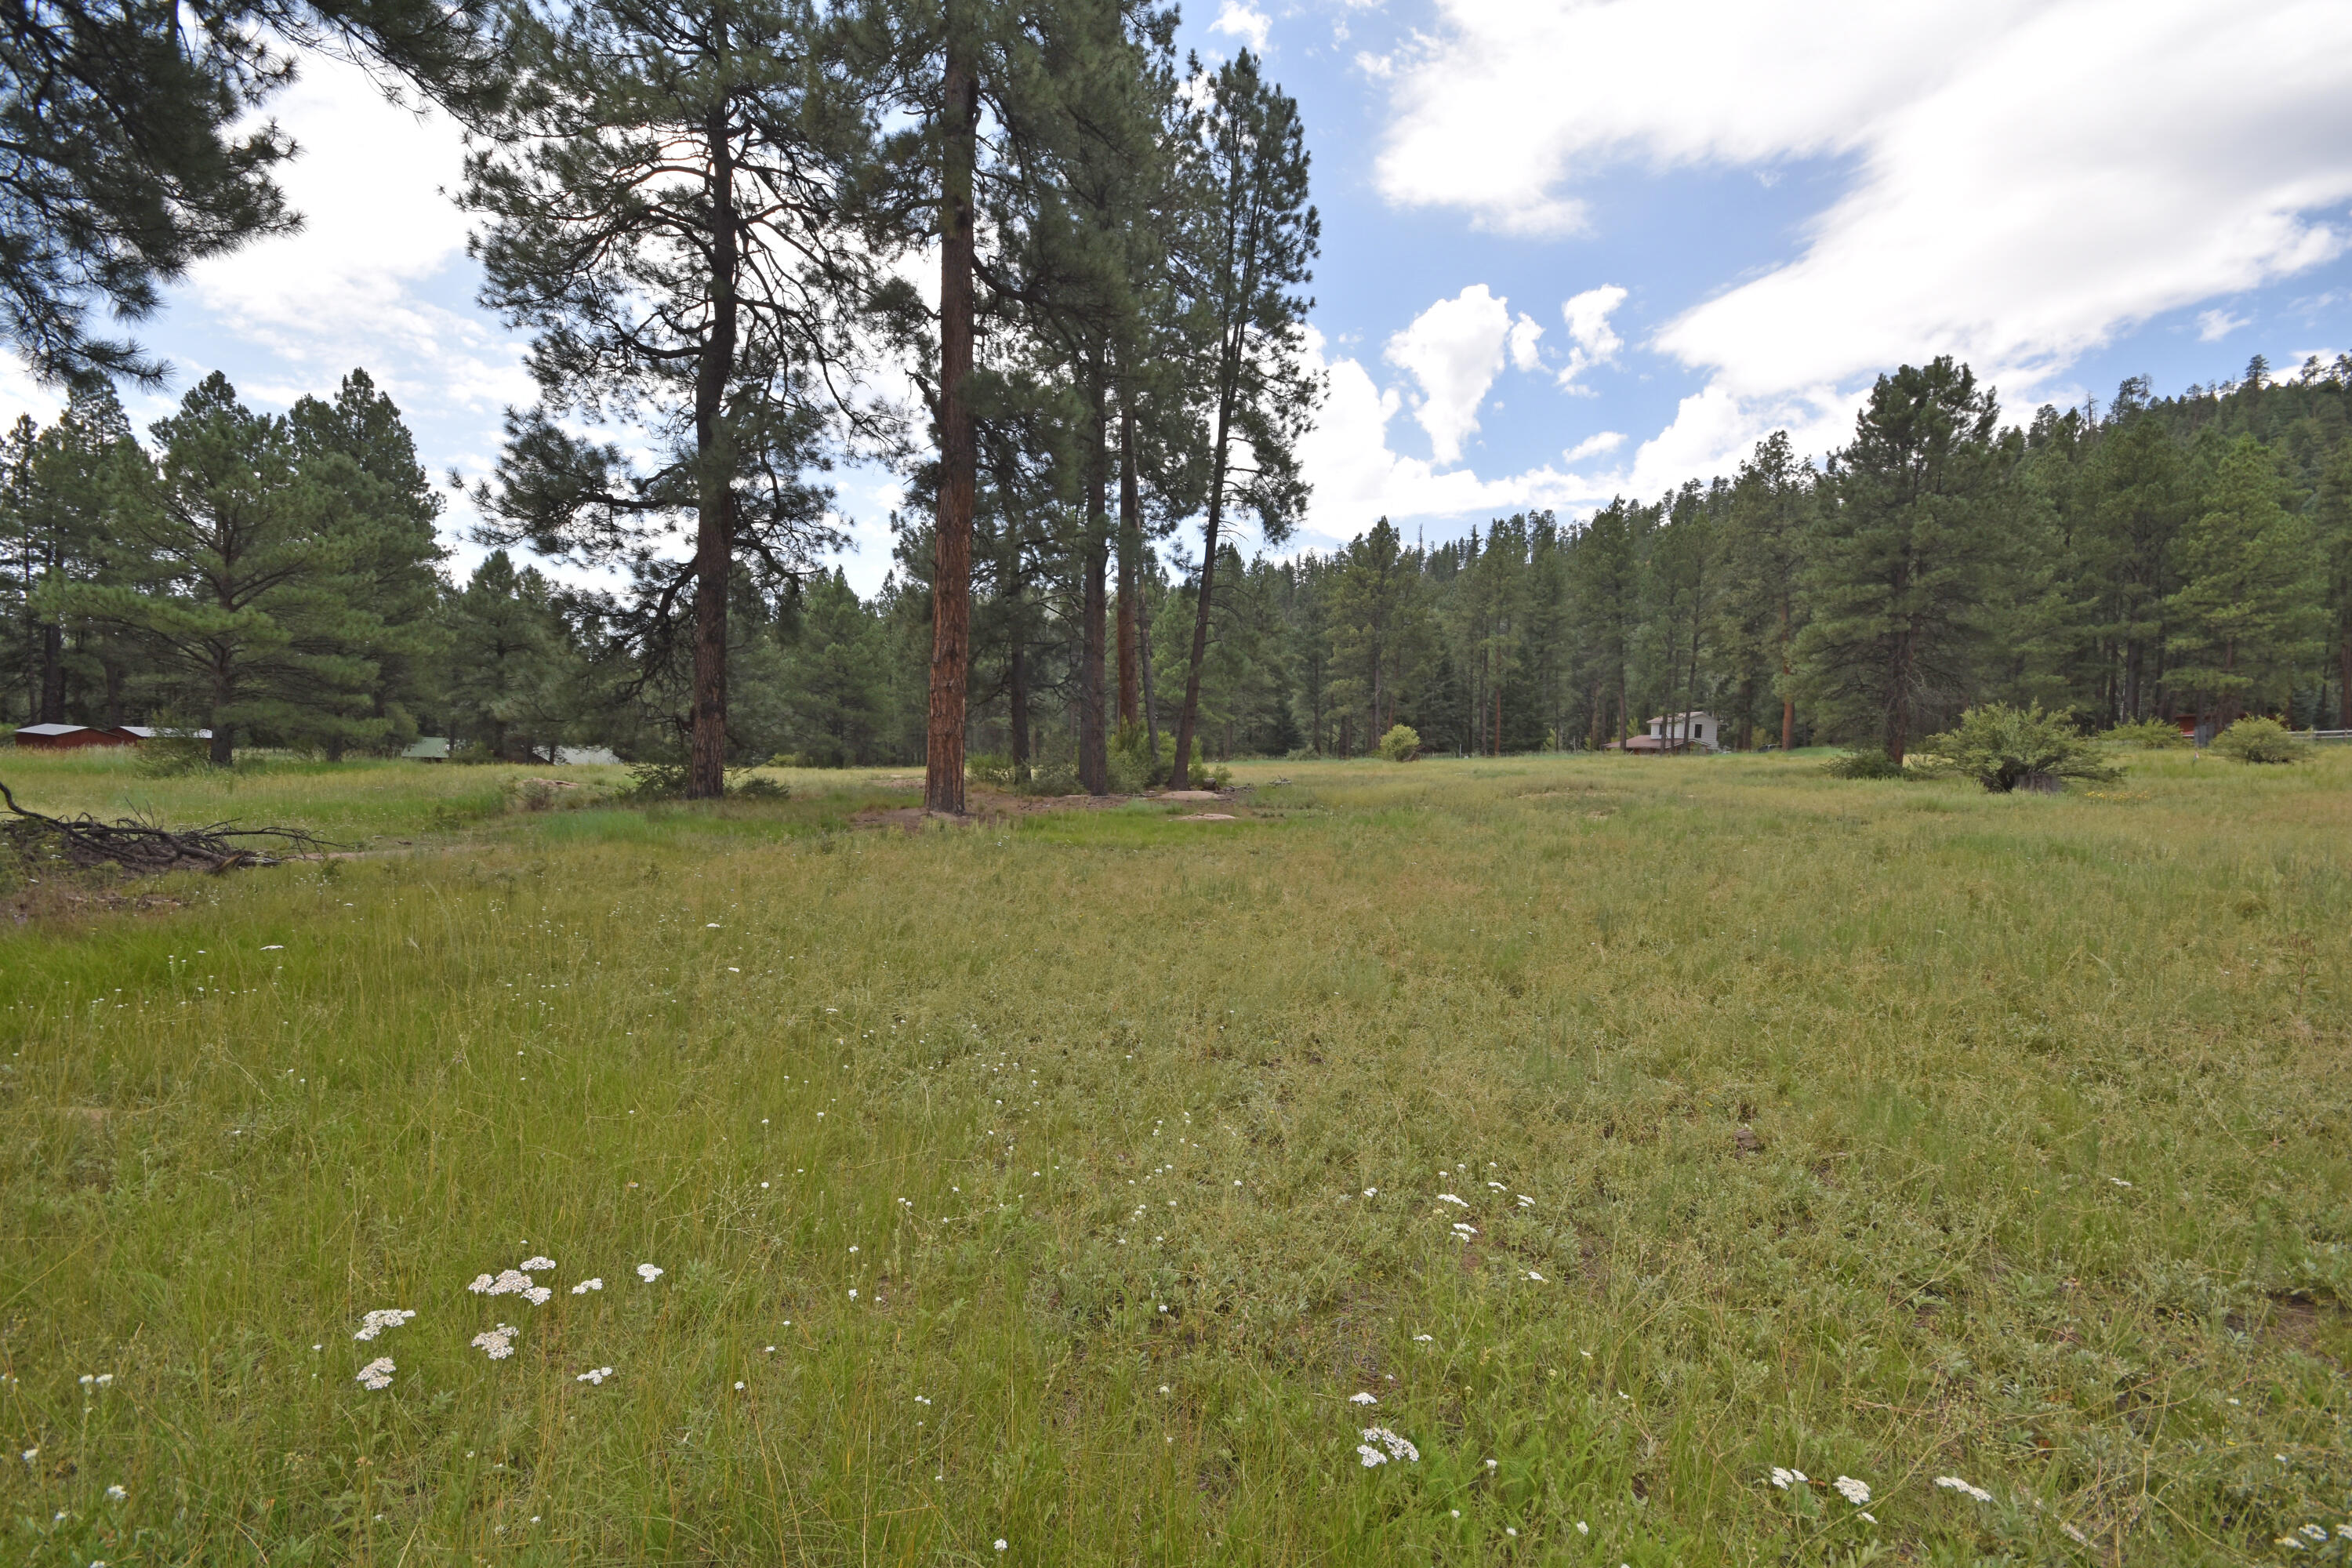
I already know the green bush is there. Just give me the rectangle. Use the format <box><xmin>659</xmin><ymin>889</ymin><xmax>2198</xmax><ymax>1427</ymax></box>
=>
<box><xmin>1375</xmin><ymin>724</ymin><xmax>1422</xmax><ymax>762</ymax></box>
<box><xmin>1914</xmin><ymin>702</ymin><xmax>2119</xmax><ymax>793</ymax></box>
<box><xmin>1824</xmin><ymin>746</ymin><xmax>1907</xmax><ymax>780</ymax></box>
<box><xmin>966</xmin><ymin>752</ymin><xmax>1022</xmax><ymax>788</ymax></box>
<box><xmin>2103</xmin><ymin>717</ymin><xmax>2188</xmax><ymax>750</ymax></box>
<box><xmin>2210</xmin><ymin>716</ymin><xmax>2309</xmax><ymax>764</ymax></box>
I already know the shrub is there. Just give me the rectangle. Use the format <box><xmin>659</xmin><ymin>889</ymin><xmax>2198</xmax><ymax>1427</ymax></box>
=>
<box><xmin>730</xmin><ymin>775</ymin><xmax>789</xmax><ymax>800</ymax></box>
<box><xmin>2210</xmin><ymin>716</ymin><xmax>2309</xmax><ymax>764</ymax></box>
<box><xmin>1376</xmin><ymin>724</ymin><xmax>1422</xmax><ymax>762</ymax></box>
<box><xmin>1914</xmin><ymin>702</ymin><xmax>2119</xmax><ymax>793</ymax></box>
<box><xmin>1824</xmin><ymin>746</ymin><xmax>1907</xmax><ymax>780</ymax></box>
<box><xmin>2103</xmin><ymin>717</ymin><xmax>2188</xmax><ymax>750</ymax></box>
<box><xmin>966</xmin><ymin>752</ymin><xmax>1022</xmax><ymax>788</ymax></box>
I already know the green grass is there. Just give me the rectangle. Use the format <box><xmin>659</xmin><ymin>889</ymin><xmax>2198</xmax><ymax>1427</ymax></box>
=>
<box><xmin>1</xmin><ymin>747</ymin><xmax>2347</xmax><ymax>1565</ymax></box>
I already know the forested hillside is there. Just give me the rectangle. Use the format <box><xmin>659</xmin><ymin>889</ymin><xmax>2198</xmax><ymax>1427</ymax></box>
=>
<box><xmin>5</xmin><ymin>352</ymin><xmax>2350</xmax><ymax>772</ymax></box>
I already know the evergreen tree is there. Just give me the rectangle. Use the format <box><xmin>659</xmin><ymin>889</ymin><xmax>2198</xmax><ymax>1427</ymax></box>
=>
<box><xmin>1164</xmin><ymin>49</ymin><xmax>1318</xmax><ymax>786</ymax></box>
<box><xmin>465</xmin><ymin>0</ymin><xmax>862</xmax><ymax>797</ymax></box>
<box><xmin>441</xmin><ymin>550</ymin><xmax>582</xmax><ymax>760</ymax></box>
<box><xmin>58</xmin><ymin>372</ymin><xmax>383</xmax><ymax>762</ymax></box>
<box><xmin>2165</xmin><ymin>435</ymin><xmax>2322</xmax><ymax>726</ymax></box>
<box><xmin>1796</xmin><ymin>358</ymin><xmax>2020</xmax><ymax>762</ymax></box>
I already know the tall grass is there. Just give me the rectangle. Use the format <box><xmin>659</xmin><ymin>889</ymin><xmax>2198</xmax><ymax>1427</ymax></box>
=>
<box><xmin>1</xmin><ymin>749</ymin><xmax>2346</xmax><ymax>1563</ymax></box>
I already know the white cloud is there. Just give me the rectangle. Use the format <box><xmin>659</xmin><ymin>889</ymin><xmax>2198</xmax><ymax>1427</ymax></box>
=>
<box><xmin>1385</xmin><ymin>285</ymin><xmax>1524</xmax><ymax>465</ymax></box>
<box><xmin>1555</xmin><ymin>285</ymin><xmax>1627</xmax><ymax>392</ymax></box>
<box><xmin>1562</xmin><ymin>431</ymin><xmax>1624</xmax><ymax>464</ymax></box>
<box><xmin>1375</xmin><ymin>0</ymin><xmax>2352</xmax><ymax>409</ymax></box>
<box><xmin>1507</xmin><ymin>312</ymin><xmax>1544</xmax><ymax>372</ymax></box>
<box><xmin>2196</xmin><ymin>307</ymin><xmax>2251</xmax><ymax>341</ymax></box>
<box><xmin>1211</xmin><ymin>2</ymin><xmax>1271</xmax><ymax>54</ymax></box>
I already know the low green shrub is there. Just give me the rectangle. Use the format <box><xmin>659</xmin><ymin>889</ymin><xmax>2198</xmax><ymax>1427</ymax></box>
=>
<box><xmin>1376</xmin><ymin>724</ymin><xmax>1422</xmax><ymax>761</ymax></box>
<box><xmin>2211</xmin><ymin>715</ymin><xmax>2310</xmax><ymax>764</ymax></box>
<box><xmin>2103</xmin><ymin>717</ymin><xmax>2189</xmax><ymax>750</ymax></box>
<box><xmin>1824</xmin><ymin>746</ymin><xmax>1907</xmax><ymax>780</ymax></box>
<box><xmin>1913</xmin><ymin>702</ymin><xmax>2118</xmax><ymax>793</ymax></box>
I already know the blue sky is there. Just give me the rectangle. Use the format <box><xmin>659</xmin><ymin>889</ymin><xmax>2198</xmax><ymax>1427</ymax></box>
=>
<box><xmin>5</xmin><ymin>0</ymin><xmax>2350</xmax><ymax>590</ymax></box>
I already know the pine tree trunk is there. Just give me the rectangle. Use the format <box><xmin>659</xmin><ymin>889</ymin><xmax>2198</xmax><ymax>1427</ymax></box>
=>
<box><xmin>1079</xmin><ymin>390</ymin><xmax>1109</xmax><ymax>795</ymax></box>
<box><xmin>37</xmin><ymin>620</ymin><xmax>63</xmax><ymax>723</ymax></box>
<box><xmin>688</xmin><ymin>104</ymin><xmax>740</xmax><ymax>802</ymax></box>
<box><xmin>925</xmin><ymin>31</ymin><xmax>979</xmax><ymax>815</ymax></box>
<box><xmin>209</xmin><ymin>658</ymin><xmax>233</xmax><ymax>766</ymax></box>
<box><xmin>1116</xmin><ymin>407</ymin><xmax>1141</xmax><ymax>728</ymax></box>
<box><xmin>2339</xmin><ymin>617</ymin><xmax>2350</xmax><ymax>728</ymax></box>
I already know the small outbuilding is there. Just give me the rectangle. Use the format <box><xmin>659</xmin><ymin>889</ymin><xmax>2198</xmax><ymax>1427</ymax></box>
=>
<box><xmin>1645</xmin><ymin>711</ymin><xmax>1726</xmax><ymax>751</ymax></box>
<box><xmin>12</xmin><ymin>724</ymin><xmax>211</xmax><ymax>749</ymax></box>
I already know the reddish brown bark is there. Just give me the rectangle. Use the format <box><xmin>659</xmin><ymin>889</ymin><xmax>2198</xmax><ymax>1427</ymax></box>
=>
<box><xmin>924</xmin><ymin>37</ymin><xmax>978</xmax><ymax>815</ymax></box>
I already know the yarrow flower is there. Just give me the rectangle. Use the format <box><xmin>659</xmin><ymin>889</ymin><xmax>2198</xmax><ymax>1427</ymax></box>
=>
<box><xmin>353</xmin><ymin>1308</ymin><xmax>416</xmax><ymax>1342</ymax></box>
<box><xmin>521</xmin><ymin>1287</ymin><xmax>553</xmax><ymax>1305</ymax></box>
<box><xmin>470</xmin><ymin>1270</ymin><xmax>534</xmax><ymax>1297</ymax></box>
<box><xmin>471</xmin><ymin>1325</ymin><xmax>518</xmax><ymax>1360</ymax></box>
<box><xmin>1769</xmin><ymin>1467</ymin><xmax>1809</xmax><ymax>1490</ymax></box>
<box><xmin>636</xmin><ymin>1263</ymin><xmax>663</xmax><ymax>1283</ymax></box>
<box><xmin>1935</xmin><ymin>1475</ymin><xmax>1994</xmax><ymax>1502</ymax></box>
<box><xmin>1348</xmin><ymin>1392</ymin><xmax>1377</xmax><ymax>1405</ymax></box>
<box><xmin>1451</xmin><ymin>1223</ymin><xmax>1478</xmax><ymax>1238</ymax></box>
<box><xmin>519</xmin><ymin>1256</ymin><xmax>556</xmax><ymax>1272</ymax></box>
<box><xmin>1361</xmin><ymin>1426</ymin><xmax>1419</xmax><ymax>1463</ymax></box>
<box><xmin>104</xmin><ymin>1484</ymin><xmax>125</xmax><ymax>1501</ymax></box>
<box><xmin>1436</xmin><ymin>1193</ymin><xmax>1468</xmax><ymax>1207</ymax></box>
<box><xmin>571</xmin><ymin>1278</ymin><xmax>603</xmax><ymax>1294</ymax></box>
<box><xmin>1834</xmin><ymin>1476</ymin><xmax>1871</xmax><ymax>1506</ymax></box>
<box><xmin>576</xmin><ymin>1366</ymin><xmax>615</xmax><ymax>1385</ymax></box>
<box><xmin>355</xmin><ymin>1356</ymin><xmax>396</xmax><ymax>1390</ymax></box>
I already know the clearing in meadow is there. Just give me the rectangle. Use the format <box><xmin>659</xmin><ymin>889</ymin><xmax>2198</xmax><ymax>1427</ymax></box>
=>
<box><xmin>0</xmin><ymin>747</ymin><xmax>2347</xmax><ymax>1565</ymax></box>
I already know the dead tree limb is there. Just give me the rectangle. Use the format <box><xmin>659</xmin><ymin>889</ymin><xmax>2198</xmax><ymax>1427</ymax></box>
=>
<box><xmin>0</xmin><ymin>781</ymin><xmax>337</xmax><ymax>875</ymax></box>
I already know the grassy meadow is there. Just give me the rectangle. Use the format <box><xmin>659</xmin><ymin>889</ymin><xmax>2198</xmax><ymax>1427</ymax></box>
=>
<box><xmin>1</xmin><ymin>744</ymin><xmax>2348</xmax><ymax>1565</ymax></box>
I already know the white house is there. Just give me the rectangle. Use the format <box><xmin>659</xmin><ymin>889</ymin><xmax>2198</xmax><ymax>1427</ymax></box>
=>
<box><xmin>1645</xmin><ymin>711</ymin><xmax>1726</xmax><ymax>752</ymax></box>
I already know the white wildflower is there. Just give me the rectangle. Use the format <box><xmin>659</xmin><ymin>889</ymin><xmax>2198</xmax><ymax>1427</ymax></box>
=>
<box><xmin>575</xmin><ymin>1366</ymin><xmax>615</xmax><ymax>1385</ymax></box>
<box><xmin>1935</xmin><ymin>1475</ymin><xmax>1993</xmax><ymax>1502</ymax></box>
<box><xmin>104</xmin><ymin>1484</ymin><xmax>126</xmax><ymax>1501</ymax></box>
<box><xmin>1576</xmin><ymin>1521</ymin><xmax>1588</xmax><ymax>1534</ymax></box>
<box><xmin>355</xmin><ymin>1356</ymin><xmax>396</xmax><ymax>1390</ymax></box>
<box><xmin>1834</xmin><ymin>1477</ymin><xmax>1870</xmax><ymax>1506</ymax></box>
<box><xmin>1356</xmin><ymin>1444</ymin><xmax>1386</xmax><ymax>1468</ymax></box>
<box><xmin>1769</xmin><ymin>1468</ymin><xmax>1809</xmax><ymax>1490</ymax></box>
<box><xmin>1526</xmin><ymin>1269</ymin><xmax>1546</xmax><ymax>1282</ymax></box>
<box><xmin>521</xmin><ymin>1287</ymin><xmax>553</xmax><ymax>1305</ymax></box>
<box><xmin>1857</xmin><ymin>1511</ymin><xmax>1877</xmax><ymax>1523</ymax></box>
<box><xmin>571</xmin><ymin>1278</ymin><xmax>603</xmax><ymax>1294</ymax></box>
<box><xmin>93</xmin><ymin>1372</ymin><xmax>113</xmax><ymax>1387</ymax></box>
<box><xmin>993</xmin><ymin>1540</ymin><xmax>1007</xmax><ymax>1552</ymax></box>
<box><xmin>20</xmin><ymin>1448</ymin><xmax>35</xmax><ymax>1465</ymax></box>
<box><xmin>1517</xmin><ymin>1194</ymin><xmax>1533</xmax><ymax>1206</ymax></box>
<box><xmin>1363</xmin><ymin>1426</ymin><xmax>1419</xmax><ymax>1462</ymax></box>
<box><xmin>1349</xmin><ymin>1392</ymin><xmax>1377</xmax><ymax>1405</ymax></box>
<box><xmin>1413</xmin><ymin>1334</ymin><xmax>1433</xmax><ymax>1342</ymax></box>
<box><xmin>637</xmin><ymin>1263</ymin><xmax>662</xmax><ymax>1282</ymax></box>
<box><xmin>1436</xmin><ymin>1193</ymin><xmax>1468</xmax><ymax>1207</ymax></box>
<box><xmin>519</xmin><ymin>1256</ymin><xmax>556</xmax><ymax>1272</ymax></box>
<box><xmin>2062</xmin><ymin>1523</ymin><xmax>2089</xmax><ymax>1544</ymax></box>
<box><xmin>1451</xmin><ymin>1223</ymin><xmax>1478</xmax><ymax>1237</ymax></box>
<box><xmin>472</xmin><ymin>1269</ymin><xmax>533</xmax><ymax>1297</ymax></box>
<box><xmin>2302</xmin><ymin>1526</ymin><xmax>2328</xmax><ymax>1541</ymax></box>
<box><xmin>471</xmin><ymin>1324</ymin><xmax>518</xmax><ymax>1360</ymax></box>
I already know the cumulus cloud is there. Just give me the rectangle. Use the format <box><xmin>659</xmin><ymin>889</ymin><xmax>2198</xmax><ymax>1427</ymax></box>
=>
<box><xmin>1375</xmin><ymin>0</ymin><xmax>2352</xmax><ymax>412</ymax></box>
<box><xmin>1562</xmin><ymin>431</ymin><xmax>1625</xmax><ymax>464</ymax></box>
<box><xmin>1556</xmin><ymin>285</ymin><xmax>1627</xmax><ymax>392</ymax></box>
<box><xmin>1211</xmin><ymin>2</ymin><xmax>1271</xmax><ymax>54</ymax></box>
<box><xmin>1387</xmin><ymin>285</ymin><xmax>1537</xmax><ymax>464</ymax></box>
<box><xmin>2196</xmin><ymin>307</ymin><xmax>2251</xmax><ymax>341</ymax></box>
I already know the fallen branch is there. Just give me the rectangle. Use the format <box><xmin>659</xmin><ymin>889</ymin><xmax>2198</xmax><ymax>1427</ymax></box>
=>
<box><xmin>0</xmin><ymin>780</ymin><xmax>337</xmax><ymax>875</ymax></box>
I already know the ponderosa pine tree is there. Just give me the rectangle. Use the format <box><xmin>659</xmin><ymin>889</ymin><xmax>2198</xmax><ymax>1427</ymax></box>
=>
<box><xmin>3</xmin><ymin>388</ymin><xmax>140</xmax><ymax>721</ymax></box>
<box><xmin>2165</xmin><ymin>435</ymin><xmax>2321</xmax><ymax>727</ymax></box>
<box><xmin>1164</xmin><ymin>49</ymin><xmax>1318</xmax><ymax>789</ymax></box>
<box><xmin>1711</xmin><ymin>430</ymin><xmax>1811</xmax><ymax>748</ymax></box>
<box><xmin>0</xmin><ymin>0</ymin><xmax>505</xmax><ymax>387</ymax></box>
<box><xmin>2314</xmin><ymin>441</ymin><xmax>2352</xmax><ymax>726</ymax></box>
<box><xmin>60</xmin><ymin>372</ymin><xmax>388</xmax><ymax>763</ymax></box>
<box><xmin>288</xmin><ymin>368</ymin><xmax>445</xmax><ymax>754</ymax></box>
<box><xmin>442</xmin><ymin>550</ymin><xmax>582</xmax><ymax>760</ymax></box>
<box><xmin>466</xmin><ymin>0</ymin><xmax>862</xmax><ymax>797</ymax></box>
<box><xmin>1796</xmin><ymin>358</ymin><xmax>2019</xmax><ymax>763</ymax></box>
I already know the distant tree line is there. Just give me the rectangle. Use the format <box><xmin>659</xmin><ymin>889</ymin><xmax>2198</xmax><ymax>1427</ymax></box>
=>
<box><xmin>10</xmin><ymin>351</ymin><xmax>2343</xmax><ymax>775</ymax></box>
